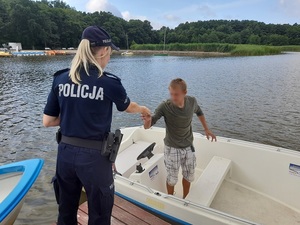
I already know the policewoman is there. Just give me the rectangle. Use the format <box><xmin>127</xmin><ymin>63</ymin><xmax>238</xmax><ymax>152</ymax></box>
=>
<box><xmin>43</xmin><ymin>26</ymin><xmax>150</xmax><ymax>225</ymax></box>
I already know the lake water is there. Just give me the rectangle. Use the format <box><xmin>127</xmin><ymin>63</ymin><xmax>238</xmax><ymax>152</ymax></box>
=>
<box><xmin>0</xmin><ymin>53</ymin><xmax>299</xmax><ymax>224</ymax></box>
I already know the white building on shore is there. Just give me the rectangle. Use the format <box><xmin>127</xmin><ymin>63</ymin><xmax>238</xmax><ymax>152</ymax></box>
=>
<box><xmin>8</xmin><ymin>42</ymin><xmax>22</xmax><ymax>51</ymax></box>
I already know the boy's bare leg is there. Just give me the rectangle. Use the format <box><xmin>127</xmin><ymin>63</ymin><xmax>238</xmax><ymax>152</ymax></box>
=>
<box><xmin>167</xmin><ymin>182</ymin><xmax>175</xmax><ymax>195</ymax></box>
<box><xmin>182</xmin><ymin>178</ymin><xmax>191</xmax><ymax>199</ymax></box>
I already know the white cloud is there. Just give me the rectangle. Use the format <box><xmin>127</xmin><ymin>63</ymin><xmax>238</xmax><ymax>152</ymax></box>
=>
<box><xmin>164</xmin><ymin>14</ymin><xmax>181</xmax><ymax>22</ymax></box>
<box><xmin>122</xmin><ymin>11</ymin><xmax>163</xmax><ymax>29</ymax></box>
<box><xmin>121</xmin><ymin>11</ymin><xmax>130</xmax><ymax>21</ymax></box>
<box><xmin>151</xmin><ymin>21</ymin><xmax>165</xmax><ymax>30</ymax></box>
<box><xmin>121</xmin><ymin>10</ymin><xmax>147</xmax><ymax>21</ymax></box>
<box><xmin>85</xmin><ymin>0</ymin><xmax>122</xmax><ymax>17</ymax></box>
<box><xmin>161</xmin><ymin>4</ymin><xmax>217</xmax><ymax>24</ymax></box>
<box><xmin>279</xmin><ymin>0</ymin><xmax>300</xmax><ymax>17</ymax></box>
<box><xmin>161</xmin><ymin>0</ymin><xmax>262</xmax><ymax>26</ymax></box>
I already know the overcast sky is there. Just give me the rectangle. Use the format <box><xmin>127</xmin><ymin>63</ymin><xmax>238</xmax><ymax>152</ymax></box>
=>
<box><xmin>63</xmin><ymin>0</ymin><xmax>300</xmax><ymax>29</ymax></box>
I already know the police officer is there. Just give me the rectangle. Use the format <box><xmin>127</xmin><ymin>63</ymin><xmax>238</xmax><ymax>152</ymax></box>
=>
<box><xmin>43</xmin><ymin>26</ymin><xmax>150</xmax><ymax>225</ymax></box>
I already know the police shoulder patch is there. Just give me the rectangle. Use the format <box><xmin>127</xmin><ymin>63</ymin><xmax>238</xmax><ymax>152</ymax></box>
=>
<box><xmin>104</xmin><ymin>72</ymin><xmax>121</xmax><ymax>81</ymax></box>
<box><xmin>54</xmin><ymin>68</ymin><xmax>70</xmax><ymax>77</ymax></box>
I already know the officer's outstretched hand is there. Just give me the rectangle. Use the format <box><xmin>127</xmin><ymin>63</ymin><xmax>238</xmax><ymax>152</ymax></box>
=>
<box><xmin>140</xmin><ymin>108</ymin><xmax>152</xmax><ymax>129</ymax></box>
<box><xmin>140</xmin><ymin>106</ymin><xmax>151</xmax><ymax>116</ymax></box>
<box><xmin>126</xmin><ymin>102</ymin><xmax>151</xmax><ymax>115</ymax></box>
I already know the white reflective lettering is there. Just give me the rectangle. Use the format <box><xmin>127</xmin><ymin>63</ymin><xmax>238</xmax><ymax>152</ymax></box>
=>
<box><xmin>58</xmin><ymin>84</ymin><xmax>104</xmax><ymax>100</ymax></box>
<box><xmin>58</xmin><ymin>84</ymin><xmax>64</xmax><ymax>96</ymax></box>
<box><xmin>81</xmin><ymin>85</ymin><xmax>89</xmax><ymax>98</ymax></box>
<box><xmin>95</xmin><ymin>87</ymin><xmax>104</xmax><ymax>100</ymax></box>
<box><xmin>89</xmin><ymin>86</ymin><xmax>96</xmax><ymax>99</ymax></box>
<box><xmin>70</xmin><ymin>84</ymin><xmax>77</xmax><ymax>97</ymax></box>
<box><xmin>77</xmin><ymin>85</ymin><xmax>81</xmax><ymax>97</ymax></box>
<box><xmin>63</xmin><ymin>84</ymin><xmax>70</xmax><ymax>96</ymax></box>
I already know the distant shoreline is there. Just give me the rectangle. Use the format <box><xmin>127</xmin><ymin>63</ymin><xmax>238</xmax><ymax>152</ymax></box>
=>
<box><xmin>8</xmin><ymin>45</ymin><xmax>300</xmax><ymax>57</ymax></box>
<box><xmin>118</xmin><ymin>50</ymin><xmax>230</xmax><ymax>57</ymax></box>
<box><xmin>130</xmin><ymin>43</ymin><xmax>300</xmax><ymax>56</ymax></box>
<box><xmin>66</xmin><ymin>49</ymin><xmax>230</xmax><ymax>57</ymax></box>
<box><xmin>65</xmin><ymin>49</ymin><xmax>230</xmax><ymax>57</ymax></box>
<box><xmin>12</xmin><ymin>49</ymin><xmax>230</xmax><ymax>57</ymax></box>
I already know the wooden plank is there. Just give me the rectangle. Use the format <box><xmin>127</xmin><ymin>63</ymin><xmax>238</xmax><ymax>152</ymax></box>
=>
<box><xmin>114</xmin><ymin>195</ymin><xmax>170</xmax><ymax>225</ymax></box>
<box><xmin>79</xmin><ymin>202</ymin><xmax>88</xmax><ymax>213</ymax></box>
<box><xmin>76</xmin><ymin>199</ymin><xmax>149</xmax><ymax>225</ymax></box>
<box><xmin>52</xmin><ymin>195</ymin><xmax>170</xmax><ymax>225</ymax></box>
<box><xmin>112</xmin><ymin>205</ymin><xmax>149</xmax><ymax>225</ymax></box>
<box><xmin>111</xmin><ymin>217</ymin><xmax>125</xmax><ymax>225</ymax></box>
<box><xmin>77</xmin><ymin>208</ymin><xmax>89</xmax><ymax>225</ymax></box>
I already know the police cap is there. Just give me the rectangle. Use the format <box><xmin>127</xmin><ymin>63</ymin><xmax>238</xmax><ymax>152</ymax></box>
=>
<box><xmin>81</xmin><ymin>26</ymin><xmax>120</xmax><ymax>51</ymax></box>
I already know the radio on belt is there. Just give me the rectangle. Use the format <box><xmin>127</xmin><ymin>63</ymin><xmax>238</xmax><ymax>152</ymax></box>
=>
<box><xmin>102</xmin><ymin>129</ymin><xmax>123</xmax><ymax>163</ymax></box>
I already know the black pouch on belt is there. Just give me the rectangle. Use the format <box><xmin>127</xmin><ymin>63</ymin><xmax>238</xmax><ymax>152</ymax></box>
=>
<box><xmin>101</xmin><ymin>129</ymin><xmax>123</xmax><ymax>163</ymax></box>
<box><xmin>191</xmin><ymin>145</ymin><xmax>195</xmax><ymax>152</ymax></box>
<box><xmin>56</xmin><ymin>128</ymin><xmax>62</xmax><ymax>144</ymax></box>
<box><xmin>51</xmin><ymin>176</ymin><xmax>60</xmax><ymax>204</ymax></box>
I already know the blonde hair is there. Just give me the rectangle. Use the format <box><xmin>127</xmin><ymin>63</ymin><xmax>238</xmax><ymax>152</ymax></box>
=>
<box><xmin>69</xmin><ymin>39</ymin><xmax>108</xmax><ymax>84</ymax></box>
<box><xmin>169</xmin><ymin>78</ymin><xmax>187</xmax><ymax>92</ymax></box>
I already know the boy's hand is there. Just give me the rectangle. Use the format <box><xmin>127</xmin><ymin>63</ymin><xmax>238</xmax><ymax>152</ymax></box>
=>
<box><xmin>141</xmin><ymin>113</ymin><xmax>152</xmax><ymax>129</ymax></box>
<box><xmin>141</xmin><ymin>113</ymin><xmax>151</xmax><ymax>122</ymax></box>
<box><xmin>205</xmin><ymin>129</ymin><xmax>217</xmax><ymax>142</ymax></box>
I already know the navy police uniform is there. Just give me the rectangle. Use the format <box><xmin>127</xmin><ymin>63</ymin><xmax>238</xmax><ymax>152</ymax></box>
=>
<box><xmin>44</xmin><ymin>67</ymin><xmax>130</xmax><ymax>225</ymax></box>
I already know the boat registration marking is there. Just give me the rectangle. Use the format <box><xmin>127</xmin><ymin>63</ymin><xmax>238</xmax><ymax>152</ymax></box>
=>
<box><xmin>149</xmin><ymin>165</ymin><xmax>159</xmax><ymax>180</ymax></box>
<box><xmin>289</xmin><ymin>163</ymin><xmax>300</xmax><ymax>177</ymax></box>
<box><xmin>146</xmin><ymin>197</ymin><xmax>165</xmax><ymax>209</ymax></box>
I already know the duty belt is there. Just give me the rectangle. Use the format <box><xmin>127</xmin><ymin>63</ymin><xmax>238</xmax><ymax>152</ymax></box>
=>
<box><xmin>61</xmin><ymin>135</ymin><xmax>103</xmax><ymax>150</ymax></box>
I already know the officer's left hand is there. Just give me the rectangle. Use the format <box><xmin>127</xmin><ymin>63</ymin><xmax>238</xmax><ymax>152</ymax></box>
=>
<box><xmin>112</xmin><ymin>163</ymin><xmax>116</xmax><ymax>171</ymax></box>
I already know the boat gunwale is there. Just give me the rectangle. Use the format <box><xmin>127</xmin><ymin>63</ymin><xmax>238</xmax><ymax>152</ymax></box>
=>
<box><xmin>0</xmin><ymin>159</ymin><xmax>44</xmax><ymax>222</ymax></box>
<box><xmin>0</xmin><ymin>172</ymin><xmax>23</xmax><ymax>181</ymax></box>
<box><xmin>122</xmin><ymin>126</ymin><xmax>300</xmax><ymax>156</ymax></box>
<box><xmin>115</xmin><ymin>174</ymin><xmax>259</xmax><ymax>225</ymax></box>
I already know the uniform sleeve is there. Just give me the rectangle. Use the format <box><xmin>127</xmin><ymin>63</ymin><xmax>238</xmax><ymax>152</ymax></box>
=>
<box><xmin>110</xmin><ymin>80</ymin><xmax>131</xmax><ymax>112</ymax></box>
<box><xmin>193</xmin><ymin>97</ymin><xmax>204</xmax><ymax>117</ymax></box>
<box><xmin>151</xmin><ymin>102</ymin><xmax>165</xmax><ymax>126</ymax></box>
<box><xmin>43</xmin><ymin>79</ymin><xmax>60</xmax><ymax>117</ymax></box>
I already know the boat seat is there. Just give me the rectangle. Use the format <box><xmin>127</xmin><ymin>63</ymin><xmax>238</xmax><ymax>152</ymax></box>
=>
<box><xmin>115</xmin><ymin>141</ymin><xmax>153</xmax><ymax>177</ymax></box>
<box><xmin>186</xmin><ymin>156</ymin><xmax>232</xmax><ymax>207</ymax></box>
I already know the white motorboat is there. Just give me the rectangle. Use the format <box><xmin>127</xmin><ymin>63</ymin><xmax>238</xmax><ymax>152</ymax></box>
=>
<box><xmin>0</xmin><ymin>159</ymin><xmax>44</xmax><ymax>225</ymax></box>
<box><xmin>121</xmin><ymin>51</ymin><xmax>134</xmax><ymax>56</ymax></box>
<box><xmin>115</xmin><ymin>126</ymin><xmax>300</xmax><ymax>225</ymax></box>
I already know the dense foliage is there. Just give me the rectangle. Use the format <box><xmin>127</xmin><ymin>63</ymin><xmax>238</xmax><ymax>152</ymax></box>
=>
<box><xmin>0</xmin><ymin>0</ymin><xmax>299</xmax><ymax>49</ymax></box>
<box><xmin>130</xmin><ymin>43</ymin><xmax>287</xmax><ymax>56</ymax></box>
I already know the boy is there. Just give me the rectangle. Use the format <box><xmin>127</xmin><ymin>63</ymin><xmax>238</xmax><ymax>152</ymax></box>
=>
<box><xmin>142</xmin><ymin>78</ymin><xmax>216</xmax><ymax>198</ymax></box>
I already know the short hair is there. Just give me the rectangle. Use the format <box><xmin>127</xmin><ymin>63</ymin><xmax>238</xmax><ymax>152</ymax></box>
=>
<box><xmin>169</xmin><ymin>78</ymin><xmax>187</xmax><ymax>92</ymax></box>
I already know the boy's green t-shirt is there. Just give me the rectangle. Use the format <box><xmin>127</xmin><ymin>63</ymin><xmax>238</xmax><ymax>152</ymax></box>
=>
<box><xmin>151</xmin><ymin>96</ymin><xmax>203</xmax><ymax>148</ymax></box>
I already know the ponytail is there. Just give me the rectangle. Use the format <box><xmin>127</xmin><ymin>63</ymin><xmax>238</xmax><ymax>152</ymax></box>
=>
<box><xmin>69</xmin><ymin>39</ymin><xmax>104</xmax><ymax>84</ymax></box>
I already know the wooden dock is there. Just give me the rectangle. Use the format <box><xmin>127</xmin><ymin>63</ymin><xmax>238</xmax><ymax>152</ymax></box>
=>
<box><xmin>54</xmin><ymin>195</ymin><xmax>170</xmax><ymax>225</ymax></box>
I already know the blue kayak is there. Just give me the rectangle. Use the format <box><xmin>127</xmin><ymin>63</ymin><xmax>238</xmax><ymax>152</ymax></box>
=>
<box><xmin>0</xmin><ymin>159</ymin><xmax>44</xmax><ymax>225</ymax></box>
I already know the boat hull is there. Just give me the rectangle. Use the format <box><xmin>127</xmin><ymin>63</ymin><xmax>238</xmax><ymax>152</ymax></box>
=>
<box><xmin>121</xmin><ymin>51</ymin><xmax>134</xmax><ymax>56</ymax></box>
<box><xmin>0</xmin><ymin>159</ymin><xmax>44</xmax><ymax>225</ymax></box>
<box><xmin>0</xmin><ymin>199</ymin><xmax>24</xmax><ymax>225</ymax></box>
<box><xmin>0</xmin><ymin>52</ymin><xmax>12</xmax><ymax>57</ymax></box>
<box><xmin>114</xmin><ymin>126</ymin><xmax>300</xmax><ymax>225</ymax></box>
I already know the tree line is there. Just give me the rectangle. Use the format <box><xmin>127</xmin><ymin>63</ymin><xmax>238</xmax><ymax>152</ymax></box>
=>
<box><xmin>0</xmin><ymin>0</ymin><xmax>299</xmax><ymax>50</ymax></box>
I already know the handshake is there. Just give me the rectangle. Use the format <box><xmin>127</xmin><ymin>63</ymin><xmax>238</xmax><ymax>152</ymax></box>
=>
<box><xmin>140</xmin><ymin>106</ymin><xmax>152</xmax><ymax>128</ymax></box>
